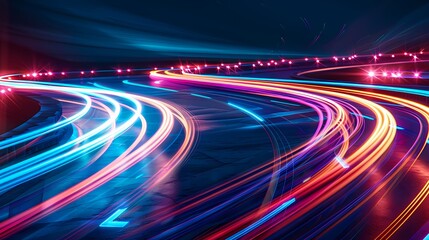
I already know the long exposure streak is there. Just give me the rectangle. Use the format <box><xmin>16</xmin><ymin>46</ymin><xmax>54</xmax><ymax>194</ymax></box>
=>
<box><xmin>1</xmin><ymin>2</ymin><xmax>429</xmax><ymax>238</ymax></box>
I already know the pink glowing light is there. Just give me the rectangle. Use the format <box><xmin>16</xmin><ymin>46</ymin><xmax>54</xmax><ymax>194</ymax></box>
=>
<box><xmin>392</xmin><ymin>72</ymin><xmax>402</xmax><ymax>78</ymax></box>
<box><xmin>368</xmin><ymin>71</ymin><xmax>375</xmax><ymax>77</ymax></box>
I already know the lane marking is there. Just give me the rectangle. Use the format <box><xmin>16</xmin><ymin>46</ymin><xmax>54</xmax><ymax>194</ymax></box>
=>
<box><xmin>100</xmin><ymin>208</ymin><xmax>129</xmax><ymax>228</ymax></box>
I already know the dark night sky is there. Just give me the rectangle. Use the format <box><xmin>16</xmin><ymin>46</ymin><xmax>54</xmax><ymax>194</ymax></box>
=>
<box><xmin>1</xmin><ymin>0</ymin><xmax>429</xmax><ymax>71</ymax></box>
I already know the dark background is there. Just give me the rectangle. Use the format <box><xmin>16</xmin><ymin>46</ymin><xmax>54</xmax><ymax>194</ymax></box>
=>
<box><xmin>1</xmin><ymin>0</ymin><xmax>429</xmax><ymax>72</ymax></box>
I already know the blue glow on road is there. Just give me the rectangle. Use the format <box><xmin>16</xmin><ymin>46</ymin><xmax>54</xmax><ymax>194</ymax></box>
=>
<box><xmin>100</xmin><ymin>208</ymin><xmax>129</xmax><ymax>228</ymax></box>
<box><xmin>390</xmin><ymin>124</ymin><xmax>404</xmax><ymax>130</ymax></box>
<box><xmin>265</xmin><ymin>109</ymin><xmax>313</xmax><ymax>118</ymax></box>
<box><xmin>0</xmin><ymin>91</ymin><xmax>92</xmax><ymax>150</ymax></box>
<box><xmin>270</xmin><ymin>99</ymin><xmax>300</xmax><ymax>106</ymax></box>
<box><xmin>350</xmin><ymin>112</ymin><xmax>374</xmax><ymax>120</ymax></box>
<box><xmin>227</xmin><ymin>198</ymin><xmax>296</xmax><ymax>240</ymax></box>
<box><xmin>123</xmin><ymin>80</ymin><xmax>178</xmax><ymax>92</ymax></box>
<box><xmin>190</xmin><ymin>93</ymin><xmax>212</xmax><ymax>99</ymax></box>
<box><xmin>228</xmin><ymin>102</ymin><xmax>264</xmax><ymax>122</ymax></box>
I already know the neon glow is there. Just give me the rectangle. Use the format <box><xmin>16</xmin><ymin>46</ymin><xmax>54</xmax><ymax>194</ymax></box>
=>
<box><xmin>99</xmin><ymin>208</ymin><xmax>129</xmax><ymax>228</ymax></box>
<box><xmin>227</xmin><ymin>102</ymin><xmax>265</xmax><ymax>122</ymax></box>
<box><xmin>1</xmin><ymin>4</ymin><xmax>429</xmax><ymax>238</ymax></box>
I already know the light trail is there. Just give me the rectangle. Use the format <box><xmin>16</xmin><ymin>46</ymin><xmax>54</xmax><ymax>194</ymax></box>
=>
<box><xmin>227</xmin><ymin>102</ymin><xmax>265</xmax><ymax>122</ymax></box>
<box><xmin>0</xmin><ymin>74</ymin><xmax>196</xmax><ymax>238</ymax></box>
<box><xmin>2</xmin><ymin>52</ymin><xmax>429</xmax><ymax>239</ymax></box>
<box><xmin>334</xmin><ymin>156</ymin><xmax>350</xmax><ymax>168</ymax></box>
<box><xmin>148</xmin><ymin>64</ymin><xmax>429</xmax><ymax>239</ymax></box>
<box><xmin>227</xmin><ymin>198</ymin><xmax>296</xmax><ymax>240</ymax></box>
